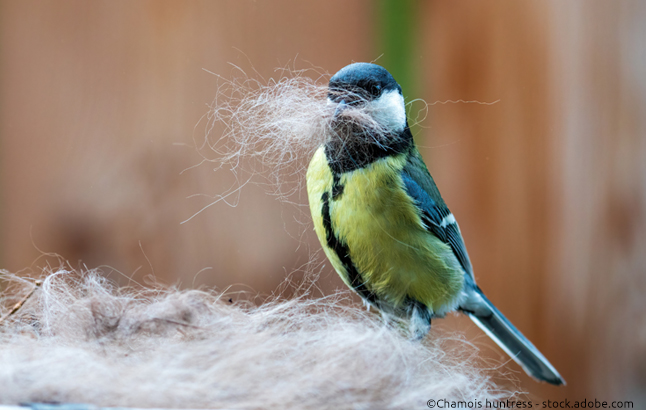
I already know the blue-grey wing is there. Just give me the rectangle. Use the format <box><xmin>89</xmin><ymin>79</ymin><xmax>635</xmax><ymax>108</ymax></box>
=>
<box><xmin>400</xmin><ymin>166</ymin><xmax>474</xmax><ymax>280</ymax></box>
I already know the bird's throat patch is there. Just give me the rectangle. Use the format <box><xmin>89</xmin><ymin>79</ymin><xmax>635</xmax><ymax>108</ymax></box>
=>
<box><xmin>324</xmin><ymin>127</ymin><xmax>413</xmax><ymax>174</ymax></box>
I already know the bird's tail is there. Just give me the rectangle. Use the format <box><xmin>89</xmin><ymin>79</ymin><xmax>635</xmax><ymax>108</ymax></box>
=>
<box><xmin>460</xmin><ymin>289</ymin><xmax>565</xmax><ymax>385</ymax></box>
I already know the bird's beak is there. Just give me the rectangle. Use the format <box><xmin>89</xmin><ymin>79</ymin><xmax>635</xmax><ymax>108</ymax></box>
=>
<box><xmin>333</xmin><ymin>99</ymin><xmax>348</xmax><ymax>119</ymax></box>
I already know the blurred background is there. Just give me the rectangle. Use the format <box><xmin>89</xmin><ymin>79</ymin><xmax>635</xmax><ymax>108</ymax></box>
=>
<box><xmin>1</xmin><ymin>0</ymin><xmax>644</xmax><ymax>403</ymax></box>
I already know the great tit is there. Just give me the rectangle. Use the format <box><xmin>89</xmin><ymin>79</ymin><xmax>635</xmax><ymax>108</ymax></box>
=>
<box><xmin>306</xmin><ymin>62</ymin><xmax>564</xmax><ymax>385</ymax></box>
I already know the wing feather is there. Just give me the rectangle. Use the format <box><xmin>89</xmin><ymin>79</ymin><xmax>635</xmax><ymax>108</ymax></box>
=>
<box><xmin>401</xmin><ymin>152</ymin><xmax>474</xmax><ymax>278</ymax></box>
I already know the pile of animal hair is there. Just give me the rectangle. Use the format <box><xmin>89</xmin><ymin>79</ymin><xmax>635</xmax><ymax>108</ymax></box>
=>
<box><xmin>0</xmin><ymin>269</ymin><xmax>505</xmax><ymax>409</ymax></box>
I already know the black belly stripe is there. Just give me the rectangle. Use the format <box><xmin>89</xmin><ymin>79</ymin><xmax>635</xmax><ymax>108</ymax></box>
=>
<box><xmin>332</xmin><ymin>173</ymin><xmax>344</xmax><ymax>200</ymax></box>
<box><xmin>321</xmin><ymin>191</ymin><xmax>377</xmax><ymax>304</ymax></box>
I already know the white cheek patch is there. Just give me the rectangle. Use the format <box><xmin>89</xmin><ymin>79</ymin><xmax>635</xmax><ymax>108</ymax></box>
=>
<box><xmin>369</xmin><ymin>90</ymin><xmax>406</xmax><ymax>132</ymax></box>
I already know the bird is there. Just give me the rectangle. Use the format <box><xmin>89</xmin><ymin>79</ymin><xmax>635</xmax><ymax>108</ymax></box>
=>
<box><xmin>306</xmin><ymin>62</ymin><xmax>565</xmax><ymax>385</ymax></box>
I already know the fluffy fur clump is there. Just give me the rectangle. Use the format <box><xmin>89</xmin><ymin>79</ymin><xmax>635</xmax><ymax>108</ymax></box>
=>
<box><xmin>199</xmin><ymin>69</ymin><xmax>331</xmax><ymax>181</ymax></box>
<box><xmin>198</xmin><ymin>68</ymin><xmax>395</xmax><ymax>185</ymax></box>
<box><xmin>0</xmin><ymin>269</ymin><xmax>506</xmax><ymax>409</ymax></box>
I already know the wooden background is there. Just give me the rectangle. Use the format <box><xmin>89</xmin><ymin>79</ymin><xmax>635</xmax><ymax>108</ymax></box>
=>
<box><xmin>1</xmin><ymin>0</ymin><xmax>644</xmax><ymax>402</ymax></box>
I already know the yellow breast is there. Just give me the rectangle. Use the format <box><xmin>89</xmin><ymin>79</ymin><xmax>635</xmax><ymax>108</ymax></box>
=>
<box><xmin>306</xmin><ymin>146</ymin><xmax>464</xmax><ymax>315</ymax></box>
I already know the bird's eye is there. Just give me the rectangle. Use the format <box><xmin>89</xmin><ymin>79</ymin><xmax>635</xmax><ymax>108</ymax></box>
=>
<box><xmin>357</xmin><ymin>80</ymin><xmax>381</xmax><ymax>98</ymax></box>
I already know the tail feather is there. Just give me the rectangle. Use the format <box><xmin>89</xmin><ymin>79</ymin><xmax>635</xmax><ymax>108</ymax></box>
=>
<box><xmin>461</xmin><ymin>290</ymin><xmax>565</xmax><ymax>385</ymax></box>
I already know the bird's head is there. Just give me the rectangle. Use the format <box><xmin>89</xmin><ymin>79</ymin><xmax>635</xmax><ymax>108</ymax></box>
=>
<box><xmin>328</xmin><ymin>62</ymin><xmax>407</xmax><ymax>135</ymax></box>
<box><xmin>324</xmin><ymin>63</ymin><xmax>412</xmax><ymax>172</ymax></box>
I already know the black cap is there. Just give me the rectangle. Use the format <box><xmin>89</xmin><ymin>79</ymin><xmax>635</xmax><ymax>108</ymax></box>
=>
<box><xmin>328</xmin><ymin>63</ymin><xmax>401</xmax><ymax>103</ymax></box>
